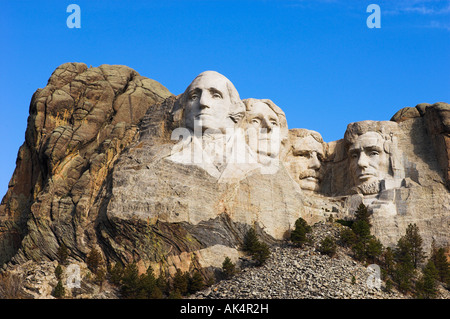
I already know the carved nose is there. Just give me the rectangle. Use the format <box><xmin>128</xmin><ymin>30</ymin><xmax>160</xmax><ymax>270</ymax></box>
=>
<box><xmin>357</xmin><ymin>153</ymin><xmax>369</xmax><ymax>168</ymax></box>
<box><xmin>309</xmin><ymin>152</ymin><xmax>321</xmax><ymax>170</ymax></box>
<box><xmin>199</xmin><ymin>94</ymin><xmax>211</xmax><ymax>109</ymax></box>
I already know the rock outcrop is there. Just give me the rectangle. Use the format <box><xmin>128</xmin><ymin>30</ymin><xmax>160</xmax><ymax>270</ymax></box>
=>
<box><xmin>0</xmin><ymin>64</ymin><xmax>448</xmax><ymax>295</ymax></box>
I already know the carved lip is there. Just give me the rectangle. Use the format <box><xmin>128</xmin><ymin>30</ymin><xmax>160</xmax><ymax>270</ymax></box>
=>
<box><xmin>358</xmin><ymin>173</ymin><xmax>376</xmax><ymax>180</ymax></box>
<box><xmin>301</xmin><ymin>176</ymin><xmax>319</xmax><ymax>182</ymax></box>
<box><xmin>195</xmin><ymin>113</ymin><xmax>212</xmax><ymax>119</ymax></box>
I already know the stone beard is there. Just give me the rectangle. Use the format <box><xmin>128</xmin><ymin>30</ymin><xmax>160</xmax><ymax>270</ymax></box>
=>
<box><xmin>348</xmin><ymin>131</ymin><xmax>390</xmax><ymax>195</ymax></box>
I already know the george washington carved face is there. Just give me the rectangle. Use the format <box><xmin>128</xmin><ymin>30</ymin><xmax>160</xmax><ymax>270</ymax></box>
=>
<box><xmin>183</xmin><ymin>71</ymin><xmax>244</xmax><ymax>134</ymax></box>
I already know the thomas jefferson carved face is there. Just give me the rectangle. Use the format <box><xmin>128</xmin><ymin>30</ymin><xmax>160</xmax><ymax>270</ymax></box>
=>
<box><xmin>290</xmin><ymin>134</ymin><xmax>324</xmax><ymax>191</ymax></box>
<box><xmin>246</xmin><ymin>101</ymin><xmax>282</xmax><ymax>157</ymax></box>
<box><xmin>184</xmin><ymin>71</ymin><xmax>238</xmax><ymax>134</ymax></box>
<box><xmin>348</xmin><ymin>131</ymin><xmax>389</xmax><ymax>190</ymax></box>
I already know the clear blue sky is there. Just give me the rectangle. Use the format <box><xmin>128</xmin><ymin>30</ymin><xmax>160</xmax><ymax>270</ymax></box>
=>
<box><xmin>1</xmin><ymin>0</ymin><xmax>449</xmax><ymax>199</ymax></box>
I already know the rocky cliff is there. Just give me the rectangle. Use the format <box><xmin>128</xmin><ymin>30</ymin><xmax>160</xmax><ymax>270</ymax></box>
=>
<box><xmin>0</xmin><ymin>64</ymin><xmax>448</xmax><ymax>289</ymax></box>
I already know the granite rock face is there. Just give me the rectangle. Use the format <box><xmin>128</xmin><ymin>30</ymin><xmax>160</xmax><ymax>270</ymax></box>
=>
<box><xmin>0</xmin><ymin>63</ymin><xmax>172</xmax><ymax>266</ymax></box>
<box><xmin>0</xmin><ymin>65</ymin><xmax>448</xmax><ymax>286</ymax></box>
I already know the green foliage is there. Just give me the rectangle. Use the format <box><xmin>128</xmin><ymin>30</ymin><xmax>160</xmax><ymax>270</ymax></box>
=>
<box><xmin>365</xmin><ymin>237</ymin><xmax>383</xmax><ymax>263</ymax></box>
<box><xmin>252</xmin><ymin>241</ymin><xmax>271</xmax><ymax>266</ymax></box>
<box><xmin>430</xmin><ymin>245</ymin><xmax>450</xmax><ymax>285</ymax></box>
<box><xmin>222</xmin><ymin>256</ymin><xmax>236</xmax><ymax>279</ymax></box>
<box><xmin>57</xmin><ymin>243</ymin><xmax>69</xmax><ymax>265</ymax></box>
<box><xmin>339</xmin><ymin>228</ymin><xmax>357</xmax><ymax>247</ymax></box>
<box><xmin>351</xmin><ymin>203</ymin><xmax>371</xmax><ymax>240</ymax></box>
<box><xmin>318</xmin><ymin>236</ymin><xmax>337</xmax><ymax>257</ymax></box>
<box><xmin>338</xmin><ymin>204</ymin><xmax>383</xmax><ymax>263</ymax></box>
<box><xmin>290</xmin><ymin>217</ymin><xmax>312</xmax><ymax>247</ymax></box>
<box><xmin>188</xmin><ymin>271</ymin><xmax>205</xmax><ymax>294</ymax></box>
<box><xmin>415</xmin><ymin>260</ymin><xmax>439</xmax><ymax>299</ymax></box>
<box><xmin>53</xmin><ymin>280</ymin><xmax>65</xmax><ymax>298</ymax></box>
<box><xmin>393</xmin><ymin>258</ymin><xmax>415</xmax><ymax>293</ymax></box>
<box><xmin>172</xmin><ymin>269</ymin><xmax>189</xmax><ymax>295</ymax></box>
<box><xmin>336</xmin><ymin>219</ymin><xmax>354</xmax><ymax>228</ymax></box>
<box><xmin>109</xmin><ymin>262</ymin><xmax>124</xmax><ymax>285</ymax></box>
<box><xmin>243</xmin><ymin>227</ymin><xmax>271</xmax><ymax>266</ymax></box>
<box><xmin>55</xmin><ymin>264</ymin><xmax>63</xmax><ymax>280</ymax></box>
<box><xmin>86</xmin><ymin>247</ymin><xmax>103</xmax><ymax>274</ymax></box>
<box><xmin>243</xmin><ymin>228</ymin><xmax>260</xmax><ymax>253</ymax></box>
<box><xmin>120</xmin><ymin>262</ymin><xmax>140</xmax><ymax>298</ymax></box>
<box><xmin>395</xmin><ymin>224</ymin><xmax>426</xmax><ymax>268</ymax></box>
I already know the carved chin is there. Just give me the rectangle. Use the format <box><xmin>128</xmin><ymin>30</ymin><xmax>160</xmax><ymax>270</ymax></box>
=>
<box><xmin>354</xmin><ymin>180</ymin><xmax>380</xmax><ymax>195</ymax></box>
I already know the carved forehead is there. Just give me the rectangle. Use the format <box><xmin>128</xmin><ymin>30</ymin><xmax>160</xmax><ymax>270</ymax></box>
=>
<box><xmin>247</xmin><ymin>101</ymin><xmax>279</xmax><ymax>119</ymax></box>
<box><xmin>292</xmin><ymin>135</ymin><xmax>324</xmax><ymax>154</ymax></box>
<box><xmin>349</xmin><ymin>131</ymin><xmax>384</xmax><ymax>151</ymax></box>
<box><xmin>188</xmin><ymin>71</ymin><xmax>231</xmax><ymax>92</ymax></box>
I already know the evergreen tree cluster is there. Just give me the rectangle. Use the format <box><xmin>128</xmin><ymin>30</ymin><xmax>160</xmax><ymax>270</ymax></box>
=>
<box><xmin>338</xmin><ymin>203</ymin><xmax>383</xmax><ymax>263</ymax></box>
<box><xmin>109</xmin><ymin>262</ymin><xmax>206</xmax><ymax>299</ymax></box>
<box><xmin>337</xmin><ymin>206</ymin><xmax>449</xmax><ymax>298</ymax></box>
<box><xmin>242</xmin><ymin>227</ymin><xmax>271</xmax><ymax>266</ymax></box>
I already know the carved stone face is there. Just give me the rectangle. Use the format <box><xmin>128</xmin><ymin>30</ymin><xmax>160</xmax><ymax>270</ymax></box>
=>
<box><xmin>290</xmin><ymin>135</ymin><xmax>324</xmax><ymax>191</ymax></box>
<box><xmin>246</xmin><ymin>101</ymin><xmax>281</xmax><ymax>157</ymax></box>
<box><xmin>184</xmin><ymin>72</ymin><xmax>236</xmax><ymax>133</ymax></box>
<box><xmin>348</xmin><ymin>131</ymin><xmax>389</xmax><ymax>188</ymax></box>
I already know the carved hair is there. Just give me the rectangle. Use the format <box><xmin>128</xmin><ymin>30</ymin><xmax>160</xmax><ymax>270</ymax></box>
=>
<box><xmin>288</xmin><ymin>128</ymin><xmax>324</xmax><ymax>144</ymax></box>
<box><xmin>344</xmin><ymin>120</ymin><xmax>399</xmax><ymax>154</ymax></box>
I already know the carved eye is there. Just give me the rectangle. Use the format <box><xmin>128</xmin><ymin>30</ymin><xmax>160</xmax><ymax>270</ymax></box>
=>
<box><xmin>212</xmin><ymin>92</ymin><xmax>222</xmax><ymax>99</ymax></box>
<box><xmin>189</xmin><ymin>94</ymin><xmax>199</xmax><ymax>101</ymax></box>
<box><xmin>351</xmin><ymin>153</ymin><xmax>359</xmax><ymax>159</ymax></box>
<box><xmin>270</xmin><ymin>121</ymin><xmax>278</xmax><ymax>126</ymax></box>
<box><xmin>251</xmin><ymin>118</ymin><xmax>261</xmax><ymax>125</ymax></box>
<box><xmin>369</xmin><ymin>151</ymin><xmax>379</xmax><ymax>156</ymax></box>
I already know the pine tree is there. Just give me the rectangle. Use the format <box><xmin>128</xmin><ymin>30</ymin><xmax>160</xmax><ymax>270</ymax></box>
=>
<box><xmin>172</xmin><ymin>269</ymin><xmax>189</xmax><ymax>295</ymax></box>
<box><xmin>109</xmin><ymin>262</ymin><xmax>124</xmax><ymax>285</ymax></box>
<box><xmin>57</xmin><ymin>243</ymin><xmax>69</xmax><ymax>265</ymax></box>
<box><xmin>339</xmin><ymin>228</ymin><xmax>357</xmax><ymax>247</ymax></box>
<box><xmin>290</xmin><ymin>217</ymin><xmax>312</xmax><ymax>247</ymax></box>
<box><xmin>318</xmin><ymin>236</ymin><xmax>337</xmax><ymax>257</ymax></box>
<box><xmin>188</xmin><ymin>271</ymin><xmax>205</xmax><ymax>294</ymax></box>
<box><xmin>397</xmin><ymin>224</ymin><xmax>426</xmax><ymax>268</ymax></box>
<box><xmin>405</xmin><ymin>224</ymin><xmax>426</xmax><ymax>268</ymax></box>
<box><xmin>242</xmin><ymin>227</ymin><xmax>271</xmax><ymax>266</ymax></box>
<box><xmin>86</xmin><ymin>247</ymin><xmax>102</xmax><ymax>274</ymax></box>
<box><xmin>53</xmin><ymin>280</ymin><xmax>65</xmax><ymax>298</ymax></box>
<box><xmin>430</xmin><ymin>246</ymin><xmax>450</xmax><ymax>285</ymax></box>
<box><xmin>222</xmin><ymin>256</ymin><xmax>236</xmax><ymax>279</ymax></box>
<box><xmin>120</xmin><ymin>262</ymin><xmax>140</xmax><ymax>298</ymax></box>
<box><xmin>382</xmin><ymin>247</ymin><xmax>396</xmax><ymax>277</ymax></box>
<box><xmin>55</xmin><ymin>264</ymin><xmax>63</xmax><ymax>280</ymax></box>
<box><xmin>243</xmin><ymin>227</ymin><xmax>260</xmax><ymax>252</ymax></box>
<box><xmin>351</xmin><ymin>203</ymin><xmax>371</xmax><ymax>241</ymax></box>
<box><xmin>366</xmin><ymin>237</ymin><xmax>383</xmax><ymax>263</ymax></box>
<box><xmin>415</xmin><ymin>260</ymin><xmax>439</xmax><ymax>299</ymax></box>
<box><xmin>252</xmin><ymin>241</ymin><xmax>271</xmax><ymax>266</ymax></box>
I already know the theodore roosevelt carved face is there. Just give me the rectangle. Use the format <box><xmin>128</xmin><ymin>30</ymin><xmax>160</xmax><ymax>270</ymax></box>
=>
<box><xmin>286</xmin><ymin>129</ymin><xmax>325</xmax><ymax>192</ymax></box>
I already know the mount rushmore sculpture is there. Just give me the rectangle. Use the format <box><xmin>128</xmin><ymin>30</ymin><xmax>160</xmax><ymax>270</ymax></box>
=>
<box><xmin>0</xmin><ymin>64</ymin><xmax>448</xmax><ymax>277</ymax></box>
